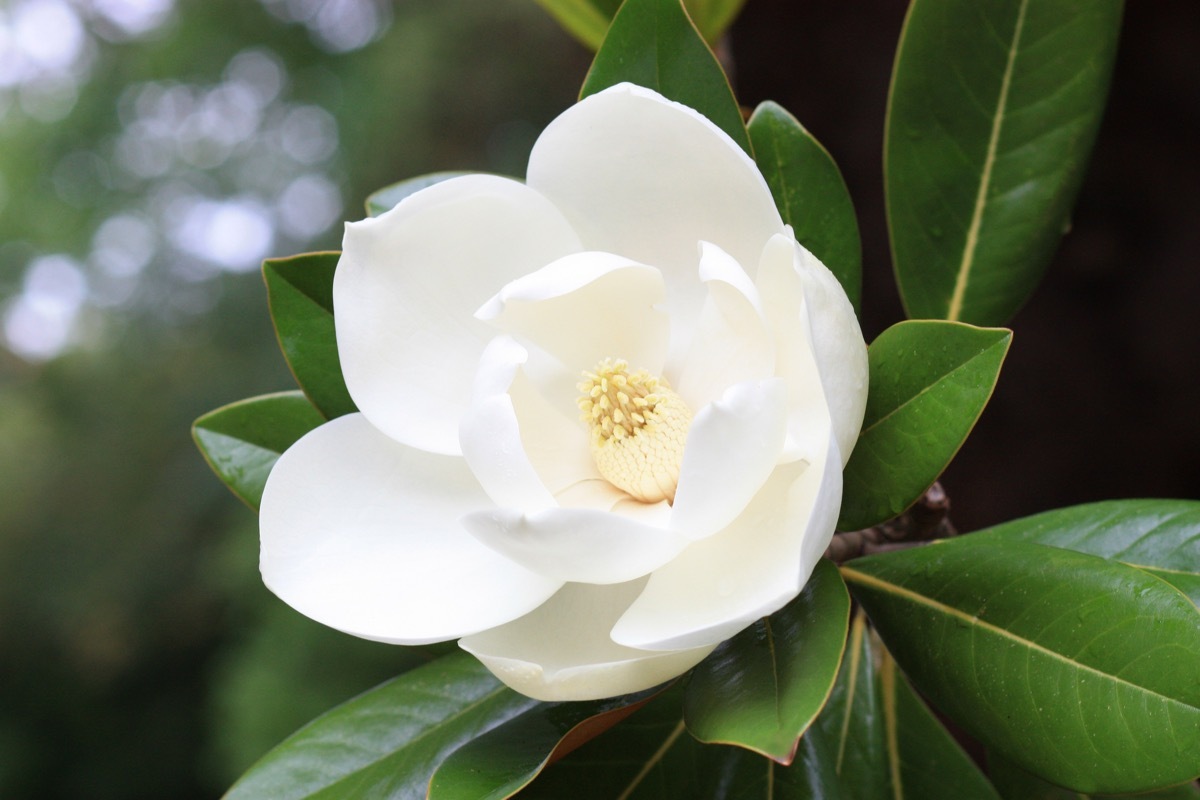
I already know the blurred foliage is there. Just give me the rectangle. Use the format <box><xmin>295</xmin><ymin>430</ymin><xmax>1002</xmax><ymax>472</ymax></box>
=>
<box><xmin>0</xmin><ymin>1</ymin><xmax>587</xmax><ymax>797</ymax></box>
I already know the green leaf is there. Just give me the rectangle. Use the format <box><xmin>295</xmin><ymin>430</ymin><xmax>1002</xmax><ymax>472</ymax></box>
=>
<box><xmin>812</xmin><ymin>611</ymin><xmax>891</xmax><ymax>799</ymax></box>
<box><xmin>684</xmin><ymin>559</ymin><xmax>850</xmax><ymax>763</ymax></box>
<box><xmin>532</xmin><ymin>0</ymin><xmax>622</xmax><ymax>50</ymax></box>
<box><xmin>523</xmin><ymin>686</ymin><xmax>847</xmax><ymax>799</ymax></box>
<box><xmin>838</xmin><ymin>321</ymin><xmax>1012</xmax><ymax>530</ymax></box>
<box><xmin>842</xmin><ymin>538</ymin><xmax>1200</xmax><ymax>794</ymax></box>
<box><xmin>192</xmin><ymin>391</ymin><xmax>323</xmax><ymax>510</ymax></box>
<box><xmin>224</xmin><ymin>651</ymin><xmax>539</xmax><ymax>800</ymax></box>
<box><xmin>428</xmin><ymin>687</ymin><xmax>662</xmax><ymax>800</ymax></box>
<box><xmin>684</xmin><ymin>0</ymin><xmax>749</xmax><ymax>42</ymax></box>
<box><xmin>886</xmin><ymin>0</ymin><xmax>1123</xmax><ymax>324</ymax></box>
<box><xmin>988</xmin><ymin>750</ymin><xmax>1200</xmax><ymax>799</ymax></box>
<box><xmin>365</xmin><ymin>171</ymin><xmax>474</xmax><ymax>217</ymax></box>
<box><xmin>748</xmin><ymin>101</ymin><xmax>862</xmax><ymax>314</ymax></box>
<box><xmin>881</xmin><ymin>651</ymin><xmax>1001</xmax><ymax>800</ymax></box>
<box><xmin>263</xmin><ymin>252</ymin><xmax>357</xmax><ymax>420</ymax></box>
<box><xmin>580</xmin><ymin>0</ymin><xmax>751</xmax><ymax>155</ymax></box>
<box><xmin>968</xmin><ymin>499</ymin><xmax>1200</xmax><ymax>605</ymax></box>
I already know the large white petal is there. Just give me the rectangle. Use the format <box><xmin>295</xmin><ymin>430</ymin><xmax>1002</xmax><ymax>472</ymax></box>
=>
<box><xmin>670</xmin><ymin>378</ymin><xmax>790</xmax><ymax>541</ymax></box>
<box><xmin>757</xmin><ymin>233</ymin><xmax>868</xmax><ymax>464</ymax></box>
<box><xmin>527</xmin><ymin>84</ymin><xmax>784</xmax><ymax>351</ymax></box>
<box><xmin>334</xmin><ymin>175</ymin><xmax>583</xmax><ymax>455</ymax></box>
<box><xmin>460</xmin><ymin>580</ymin><xmax>716</xmax><ymax>701</ymax></box>
<box><xmin>260</xmin><ymin>413</ymin><xmax>562</xmax><ymax>644</ymax></box>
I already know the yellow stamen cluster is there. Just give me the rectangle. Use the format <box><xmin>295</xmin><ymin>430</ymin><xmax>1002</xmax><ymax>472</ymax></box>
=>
<box><xmin>577</xmin><ymin>358</ymin><xmax>692</xmax><ymax>503</ymax></box>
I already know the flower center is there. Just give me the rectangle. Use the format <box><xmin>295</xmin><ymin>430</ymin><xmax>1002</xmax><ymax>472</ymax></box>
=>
<box><xmin>576</xmin><ymin>358</ymin><xmax>693</xmax><ymax>503</ymax></box>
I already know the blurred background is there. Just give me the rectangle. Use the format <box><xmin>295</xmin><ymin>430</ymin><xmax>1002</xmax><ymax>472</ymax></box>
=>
<box><xmin>0</xmin><ymin>1</ymin><xmax>1194</xmax><ymax>797</ymax></box>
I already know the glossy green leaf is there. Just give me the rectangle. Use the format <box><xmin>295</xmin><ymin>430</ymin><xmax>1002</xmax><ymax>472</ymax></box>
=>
<box><xmin>842</xmin><ymin>538</ymin><xmax>1200</xmax><ymax>793</ymax></box>
<box><xmin>428</xmin><ymin>687</ymin><xmax>662</xmax><ymax>800</ymax></box>
<box><xmin>838</xmin><ymin>321</ymin><xmax>1011</xmax><ymax>530</ymax></box>
<box><xmin>684</xmin><ymin>559</ymin><xmax>850</xmax><ymax>763</ymax></box>
<box><xmin>365</xmin><ymin>171</ymin><xmax>474</xmax><ymax>217</ymax></box>
<box><xmin>580</xmin><ymin>0</ymin><xmax>751</xmax><ymax>155</ymax></box>
<box><xmin>969</xmin><ymin>499</ymin><xmax>1200</xmax><ymax>605</ymax></box>
<box><xmin>748</xmin><ymin>101</ymin><xmax>862</xmax><ymax>314</ymax></box>
<box><xmin>535</xmin><ymin>0</ymin><xmax>746</xmax><ymax>50</ymax></box>
<box><xmin>811</xmin><ymin>611</ymin><xmax>891</xmax><ymax>799</ymax></box>
<box><xmin>192</xmin><ymin>391</ymin><xmax>323</xmax><ymax>510</ymax></box>
<box><xmin>886</xmin><ymin>0</ymin><xmax>1122</xmax><ymax>325</ymax></box>
<box><xmin>881</xmin><ymin>651</ymin><xmax>1000</xmax><ymax>800</ymax></box>
<box><xmin>224</xmin><ymin>651</ymin><xmax>539</xmax><ymax>800</ymax></box>
<box><xmin>990</xmin><ymin>751</ymin><xmax>1200</xmax><ymax>800</ymax></box>
<box><xmin>263</xmin><ymin>252</ymin><xmax>356</xmax><ymax>419</ymax></box>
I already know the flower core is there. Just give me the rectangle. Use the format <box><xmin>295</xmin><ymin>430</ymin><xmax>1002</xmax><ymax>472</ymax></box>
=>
<box><xmin>576</xmin><ymin>358</ymin><xmax>692</xmax><ymax>504</ymax></box>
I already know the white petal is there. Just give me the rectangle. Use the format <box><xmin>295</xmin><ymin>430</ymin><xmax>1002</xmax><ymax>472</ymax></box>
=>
<box><xmin>757</xmin><ymin>233</ymin><xmax>868</xmax><ymax>464</ymax></box>
<box><xmin>460</xmin><ymin>580</ymin><xmax>716</xmax><ymax>701</ymax></box>
<box><xmin>334</xmin><ymin>174</ymin><xmax>583</xmax><ymax>455</ymax></box>
<box><xmin>260</xmin><ymin>413</ymin><xmax>561</xmax><ymax>644</ymax></box>
<box><xmin>670</xmin><ymin>378</ymin><xmax>790</xmax><ymax>540</ymax></box>
<box><xmin>527</xmin><ymin>84</ymin><xmax>784</xmax><ymax>351</ymax></box>
<box><xmin>462</xmin><ymin>504</ymin><xmax>687</xmax><ymax>585</ymax></box>
<box><xmin>478</xmin><ymin>251</ymin><xmax>670</xmax><ymax>413</ymax></box>
<box><xmin>612</xmin><ymin>435</ymin><xmax>842</xmax><ymax>652</ymax></box>
<box><xmin>674</xmin><ymin>242</ymin><xmax>775</xmax><ymax>410</ymax></box>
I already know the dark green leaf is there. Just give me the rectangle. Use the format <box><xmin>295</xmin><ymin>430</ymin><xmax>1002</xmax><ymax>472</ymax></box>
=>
<box><xmin>838</xmin><ymin>321</ymin><xmax>1011</xmax><ymax>530</ymax></box>
<box><xmin>842</xmin><ymin>538</ymin><xmax>1200</xmax><ymax>793</ymax></box>
<box><xmin>684</xmin><ymin>559</ymin><xmax>850</xmax><ymax>763</ymax></box>
<box><xmin>748</xmin><ymin>101</ymin><xmax>862</xmax><ymax>314</ymax></box>
<box><xmin>365</xmin><ymin>171</ymin><xmax>474</xmax><ymax>217</ymax></box>
<box><xmin>263</xmin><ymin>252</ymin><xmax>357</xmax><ymax>420</ymax></box>
<box><xmin>812</xmin><ymin>611</ymin><xmax>891</xmax><ymax>799</ymax></box>
<box><xmin>580</xmin><ymin>0</ymin><xmax>750</xmax><ymax>154</ymax></box>
<box><xmin>428</xmin><ymin>687</ymin><xmax>662</xmax><ymax>800</ymax></box>
<box><xmin>989</xmin><ymin>750</ymin><xmax>1200</xmax><ymax>799</ymax></box>
<box><xmin>684</xmin><ymin>0</ymin><xmax>749</xmax><ymax>43</ymax></box>
<box><xmin>192</xmin><ymin>391</ymin><xmax>323</xmax><ymax>510</ymax></box>
<box><xmin>886</xmin><ymin>0</ymin><xmax>1123</xmax><ymax>324</ymax></box>
<box><xmin>881</xmin><ymin>651</ymin><xmax>1000</xmax><ymax>799</ymax></box>
<box><xmin>534</xmin><ymin>0</ymin><xmax>745</xmax><ymax>49</ymax></box>
<box><xmin>224</xmin><ymin>651</ymin><xmax>539</xmax><ymax>800</ymax></box>
<box><xmin>969</xmin><ymin>499</ymin><xmax>1200</xmax><ymax>605</ymax></box>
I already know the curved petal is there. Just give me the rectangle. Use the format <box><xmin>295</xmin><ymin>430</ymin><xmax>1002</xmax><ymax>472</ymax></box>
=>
<box><xmin>460</xmin><ymin>580</ymin><xmax>716</xmax><ymax>701</ymax></box>
<box><xmin>334</xmin><ymin>174</ymin><xmax>583</xmax><ymax>455</ymax></box>
<box><xmin>670</xmin><ymin>378</ymin><xmax>790</xmax><ymax>541</ymax></box>
<box><xmin>757</xmin><ymin>232</ymin><xmax>868</xmax><ymax>464</ymax></box>
<box><xmin>673</xmin><ymin>242</ymin><xmax>775</xmax><ymax>410</ymax></box>
<box><xmin>260</xmin><ymin>413</ymin><xmax>562</xmax><ymax>644</ymax></box>
<box><xmin>462</xmin><ymin>505</ymin><xmax>687</xmax><ymax>585</ymax></box>
<box><xmin>527</xmin><ymin>84</ymin><xmax>784</xmax><ymax>349</ymax></box>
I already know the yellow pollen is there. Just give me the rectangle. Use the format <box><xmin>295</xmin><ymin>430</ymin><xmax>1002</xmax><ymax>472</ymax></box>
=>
<box><xmin>576</xmin><ymin>357</ymin><xmax>692</xmax><ymax>503</ymax></box>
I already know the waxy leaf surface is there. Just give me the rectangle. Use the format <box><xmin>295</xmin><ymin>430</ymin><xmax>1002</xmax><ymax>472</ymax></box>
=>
<box><xmin>843</xmin><ymin>538</ymin><xmax>1200</xmax><ymax>793</ymax></box>
<box><xmin>989</xmin><ymin>751</ymin><xmax>1200</xmax><ymax>800</ymax></box>
<box><xmin>748</xmin><ymin>101</ymin><xmax>862</xmax><ymax>314</ymax></box>
<box><xmin>580</xmin><ymin>0</ymin><xmax>750</xmax><ymax>154</ymax></box>
<box><xmin>264</xmin><ymin>252</ymin><xmax>356</xmax><ymax>419</ymax></box>
<box><xmin>838</xmin><ymin>321</ymin><xmax>1011</xmax><ymax>530</ymax></box>
<box><xmin>224</xmin><ymin>651</ymin><xmax>539</xmax><ymax>800</ymax></box>
<box><xmin>684</xmin><ymin>559</ymin><xmax>850</xmax><ymax>763</ymax></box>
<box><xmin>192</xmin><ymin>391</ymin><xmax>323</xmax><ymax>510</ymax></box>
<box><xmin>886</xmin><ymin>0</ymin><xmax>1122</xmax><ymax>324</ymax></box>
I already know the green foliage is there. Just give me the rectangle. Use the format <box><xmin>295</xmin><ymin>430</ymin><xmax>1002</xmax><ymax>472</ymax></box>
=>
<box><xmin>989</xmin><ymin>751</ymin><xmax>1200</xmax><ymax>800</ymax></box>
<box><xmin>748</xmin><ymin>102</ymin><xmax>863</xmax><ymax>314</ymax></box>
<box><xmin>192</xmin><ymin>391</ymin><xmax>324</xmax><ymax>510</ymax></box>
<box><xmin>843</xmin><ymin>538</ymin><xmax>1200</xmax><ymax>793</ymax></box>
<box><xmin>534</xmin><ymin>0</ymin><xmax>747</xmax><ymax>49</ymax></box>
<box><xmin>684</xmin><ymin>559</ymin><xmax>849</xmax><ymax>763</ymax></box>
<box><xmin>886</xmin><ymin>0</ymin><xmax>1123</xmax><ymax>324</ymax></box>
<box><xmin>225</xmin><ymin>651</ymin><xmax>540</xmax><ymax>799</ymax></box>
<box><xmin>838</xmin><ymin>321</ymin><xmax>1011</xmax><ymax>530</ymax></box>
<box><xmin>580</xmin><ymin>0</ymin><xmax>751</xmax><ymax>154</ymax></box>
<box><xmin>263</xmin><ymin>253</ymin><xmax>358</xmax><ymax>420</ymax></box>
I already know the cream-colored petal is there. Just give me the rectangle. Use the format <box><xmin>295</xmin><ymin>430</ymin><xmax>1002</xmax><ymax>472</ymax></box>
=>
<box><xmin>673</xmin><ymin>242</ymin><xmax>775</xmax><ymax>410</ymax></box>
<box><xmin>334</xmin><ymin>174</ymin><xmax>582</xmax><ymax>456</ymax></box>
<box><xmin>670</xmin><ymin>378</ymin><xmax>790</xmax><ymax>541</ymax></box>
<box><xmin>460</xmin><ymin>580</ymin><xmax>716</xmax><ymax>701</ymax></box>
<box><xmin>527</xmin><ymin>84</ymin><xmax>784</xmax><ymax>353</ymax></box>
<box><xmin>260</xmin><ymin>414</ymin><xmax>562</xmax><ymax>644</ymax></box>
<box><xmin>757</xmin><ymin>233</ymin><xmax>868</xmax><ymax>464</ymax></box>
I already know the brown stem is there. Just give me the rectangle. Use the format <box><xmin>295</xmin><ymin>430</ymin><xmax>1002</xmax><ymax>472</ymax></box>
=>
<box><xmin>825</xmin><ymin>482</ymin><xmax>957</xmax><ymax>564</ymax></box>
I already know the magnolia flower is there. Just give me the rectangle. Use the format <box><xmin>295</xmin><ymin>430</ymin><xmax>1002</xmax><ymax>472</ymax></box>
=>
<box><xmin>260</xmin><ymin>83</ymin><xmax>869</xmax><ymax>701</ymax></box>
